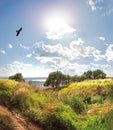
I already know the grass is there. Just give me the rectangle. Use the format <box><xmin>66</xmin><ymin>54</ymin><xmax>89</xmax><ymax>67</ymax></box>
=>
<box><xmin>0</xmin><ymin>78</ymin><xmax>113</xmax><ymax>130</ymax></box>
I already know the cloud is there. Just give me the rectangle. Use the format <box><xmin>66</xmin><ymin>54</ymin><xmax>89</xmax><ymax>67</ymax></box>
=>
<box><xmin>90</xmin><ymin>62</ymin><xmax>112</xmax><ymax>77</ymax></box>
<box><xmin>35</xmin><ymin>56</ymin><xmax>61</xmax><ymax>64</ymax></box>
<box><xmin>7</xmin><ymin>61</ymin><xmax>32</xmax><ymax>70</ymax></box>
<box><xmin>105</xmin><ymin>44</ymin><xmax>113</xmax><ymax>61</ymax></box>
<box><xmin>33</xmin><ymin>38</ymin><xmax>105</xmax><ymax>70</ymax></box>
<box><xmin>87</xmin><ymin>0</ymin><xmax>97</xmax><ymax>11</ymax></box>
<box><xmin>0</xmin><ymin>50</ymin><xmax>6</xmax><ymax>54</ymax></box>
<box><xmin>19</xmin><ymin>44</ymin><xmax>29</xmax><ymax>50</ymax></box>
<box><xmin>26</xmin><ymin>53</ymin><xmax>32</xmax><ymax>58</ymax></box>
<box><xmin>87</xmin><ymin>0</ymin><xmax>105</xmax><ymax>12</ymax></box>
<box><xmin>46</xmin><ymin>23</ymin><xmax>76</xmax><ymax>40</ymax></box>
<box><xmin>8</xmin><ymin>44</ymin><xmax>13</xmax><ymax>49</ymax></box>
<box><xmin>0</xmin><ymin>61</ymin><xmax>33</xmax><ymax>77</ymax></box>
<box><xmin>99</xmin><ymin>36</ymin><xmax>105</xmax><ymax>41</ymax></box>
<box><xmin>0</xmin><ymin>61</ymin><xmax>51</xmax><ymax>77</ymax></box>
<box><xmin>87</xmin><ymin>0</ymin><xmax>113</xmax><ymax>16</ymax></box>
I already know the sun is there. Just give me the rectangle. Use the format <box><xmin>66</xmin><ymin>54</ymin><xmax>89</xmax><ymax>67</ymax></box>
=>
<box><xmin>43</xmin><ymin>13</ymin><xmax>75</xmax><ymax>40</ymax></box>
<box><xmin>45</xmin><ymin>15</ymin><xmax>67</xmax><ymax>31</ymax></box>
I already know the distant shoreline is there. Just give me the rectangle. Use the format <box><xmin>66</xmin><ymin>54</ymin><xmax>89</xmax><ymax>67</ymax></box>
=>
<box><xmin>0</xmin><ymin>77</ymin><xmax>47</xmax><ymax>87</ymax></box>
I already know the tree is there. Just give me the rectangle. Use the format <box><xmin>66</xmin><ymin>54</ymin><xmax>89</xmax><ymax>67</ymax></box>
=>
<box><xmin>81</xmin><ymin>69</ymin><xmax>106</xmax><ymax>80</ymax></box>
<box><xmin>82</xmin><ymin>70</ymin><xmax>93</xmax><ymax>80</ymax></box>
<box><xmin>9</xmin><ymin>73</ymin><xmax>24</xmax><ymax>82</ymax></box>
<box><xmin>44</xmin><ymin>71</ymin><xmax>66</xmax><ymax>88</ymax></box>
<box><xmin>92</xmin><ymin>69</ymin><xmax>106</xmax><ymax>79</ymax></box>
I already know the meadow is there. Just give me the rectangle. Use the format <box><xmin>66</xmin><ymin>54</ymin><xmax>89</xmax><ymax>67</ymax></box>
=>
<box><xmin>0</xmin><ymin>78</ymin><xmax>113</xmax><ymax>130</ymax></box>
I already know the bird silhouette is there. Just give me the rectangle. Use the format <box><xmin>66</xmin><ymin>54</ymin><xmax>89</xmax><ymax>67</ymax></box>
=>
<box><xmin>16</xmin><ymin>27</ymin><xmax>22</xmax><ymax>36</ymax></box>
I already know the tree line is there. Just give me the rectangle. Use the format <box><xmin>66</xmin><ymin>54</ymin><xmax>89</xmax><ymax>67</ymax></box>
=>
<box><xmin>44</xmin><ymin>69</ymin><xmax>106</xmax><ymax>88</ymax></box>
<box><xmin>8</xmin><ymin>69</ymin><xmax>106</xmax><ymax>88</ymax></box>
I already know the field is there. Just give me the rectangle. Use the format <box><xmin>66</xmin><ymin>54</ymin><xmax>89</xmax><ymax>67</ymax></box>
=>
<box><xmin>0</xmin><ymin>78</ymin><xmax>113</xmax><ymax>130</ymax></box>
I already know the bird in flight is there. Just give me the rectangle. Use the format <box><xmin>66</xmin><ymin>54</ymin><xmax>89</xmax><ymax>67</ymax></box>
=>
<box><xmin>16</xmin><ymin>27</ymin><xmax>22</xmax><ymax>36</ymax></box>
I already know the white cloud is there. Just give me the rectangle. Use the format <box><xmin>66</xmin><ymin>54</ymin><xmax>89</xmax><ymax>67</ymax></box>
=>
<box><xmin>33</xmin><ymin>38</ymin><xmax>104</xmax><ymax>64</ymax></box>
<box><xmin>105</xmin><ymin>44</ymin><xmax>113</xmax><ymax>61</ymax></box>
<box><xmin>0</xmin><ymin>61</ymin><xmax>33</xmax><ymax>77</ymax></box>
<box><xmin>8</xmin><ymin>44</ymin><xmax>13</xmax><ymax>49</ymax></box>
<box><xmin>87</xmin><ymin>0</ymin><xmax>104</xmax><ymax>12</ymax></box>
<box><xmin>26</xmin><ymin>53</ymin><xmax>32</xmax><ymax>58</ymax></box>
<box><xmin>46</xmin><ymin>23</ymin><xmax>75</xmax><ymax>40</ymax></box>
<box><xmin>0</xmin><ymin>61</ymin><xmax>51</xmax><ymax>77</ymax></box>
<box><xmin>31</xmin><ymin>39</ymin><xmax>106</xmax><ymax>76</ymax></box>
<box><xmin>90</xmin><ymin>63</ymin><xmax>112</xmax><ymax>77</ymax></box>
<box><xmin>99</xmin><ymin>36</ymin><xmax>105</xmax><ymax>41</ymax></box>
<box><xmin>88</xmin><ymin>0</ymin><xmax>97</xmax><ymax>11</ymax></box>
<box><xmin>0</xmin><ymin>50</ymin><xmax>6</xmax><ymax>54</ymax></box>
<box><xmin>85</xmin><ymin>47</ymin><xmax>105</xmax><ymax>61</ymax></box>
<box><xmin>35</xmin><ymin>56</ymin><xmax>62</xmax><ymax>65</ymax></box>
<box><xmin>20</xmin><ymin>44</ymin><xmax>29</xmax><ymax>50</ymax></box>
<box><xmin>90</xmin><ymin>63</ymin><xmax>111</xmax><ymax>69</ymax></box>
<box><xmin>7</xmin><ymin>61</ymin><xmax>32</xmax><ymax>70</ymax></box>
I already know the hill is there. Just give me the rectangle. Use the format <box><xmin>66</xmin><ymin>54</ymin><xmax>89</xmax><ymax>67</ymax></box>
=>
<box><xmin>0</xmin><ymin>79</ymin><xmax>113</xmax><ymax>130</ymax></box>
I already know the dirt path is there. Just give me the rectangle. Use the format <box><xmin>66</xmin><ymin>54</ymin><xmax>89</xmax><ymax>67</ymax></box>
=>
<box><xmin>0</xmin><ymin>105</ymin><xmax>43</xmax><ymax>130</ymax></box>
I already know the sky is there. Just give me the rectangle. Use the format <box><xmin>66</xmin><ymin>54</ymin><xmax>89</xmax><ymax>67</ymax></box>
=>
<box><xmin>0</xmin><ymin>0</ymin><xmax>113</xmax><ymax>77</ymax></box>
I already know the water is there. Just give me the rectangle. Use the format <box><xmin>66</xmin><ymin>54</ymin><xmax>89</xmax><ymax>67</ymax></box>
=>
<box><xmin>25</xmin><ymin>77</ymin><xmax>47</xmax><ymax>87</ymax></box>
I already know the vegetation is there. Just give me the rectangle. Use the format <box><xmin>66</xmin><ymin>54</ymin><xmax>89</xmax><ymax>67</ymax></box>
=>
<box><xmin>0</xmin><ymin>78</ymin><xmax>113</xmax><ymax>130</ymax></box>
<box><xmin>8</xmin><ymin>73</ymin><xmax>24</xmax><ymax>82</ymax></box>
<box><xmin>44</xmin><ymin>69</ymin><xmax>106</xmax><ymax>88</ymax></box>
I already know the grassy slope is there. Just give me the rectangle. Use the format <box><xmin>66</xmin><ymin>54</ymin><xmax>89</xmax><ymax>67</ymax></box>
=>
<box><xmin>0</xmin><ymin>79</ymin><xmax>113</xmax><ymax>130</ymax></box>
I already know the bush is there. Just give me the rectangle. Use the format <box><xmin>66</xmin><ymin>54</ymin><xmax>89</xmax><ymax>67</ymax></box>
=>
<box><xmin>83</xmin><ymin>96</ymin><xmax>91</xmax><ymax>104</ymax></box>
<box><xmin>25</xmin><ymin>107</ymin><xmax>44</xmax><ymax>125</ymax></box>
<box><xmin>0</xmin><ymin>90</ymin><xmax>13</xmax><ymax>104</ymax></box>
<box><xmin>84</xmin><ymin>116</ymin><xmax>105</xmax><ymax>130</ymax></box>
<box><xmin>91</xmin><ymin>95</ymin><xmax>103</xmax><ymax>104</ymax></box>
<box><xmin>61</xmin><ymin>95</ymin><xmax>85</xmax><ymax>114</ymax></box>
<box><xmin>43</xmin><ymin>103</ymin><xmax>78</xmax><ymax>130</ymax></box>
<box><xmin>11</xmin><ymin>93</ymin><xmax>33</xmax><ymax>111</ymax></box>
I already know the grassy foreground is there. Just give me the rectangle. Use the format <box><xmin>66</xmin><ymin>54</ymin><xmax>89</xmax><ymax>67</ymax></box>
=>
<box><xmin>0</xmin><ymin>78</ymin><xmax>113</xmax><ymax>130</ymax></box>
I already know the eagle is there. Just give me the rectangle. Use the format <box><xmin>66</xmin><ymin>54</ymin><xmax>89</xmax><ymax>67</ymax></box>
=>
<box><xmin>16</xmin><ymin>27</ymin><xmax>22</xmax><ymax>36</ymax></box>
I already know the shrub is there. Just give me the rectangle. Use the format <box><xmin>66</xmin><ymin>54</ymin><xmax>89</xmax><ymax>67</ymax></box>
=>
<box><xmin>43</xmin><ymin>103</ymin><xmax>78</xmax><ymax>130</ymax></box>
<box><xmin>61</xmin><ymin>95</ymin><xmax>85</xmax><ymax>114</ymax></box>
<box><xmin>25</xmin><ymin>107</ymin><xmax>44</xmax><ymax>125</ymax></box>
<box><xmin>83</xmin><ymin>96</ymin><xmax>91</xmax><ymax>104</ymax></box>
<box><xmin>11</xmin><ymin>93</ymin><xmax>33</xmax><ymax>111</ymax></box>
<box><xmin>91</xmin><ymin>95</ymin><xmax>103</xmax><ymax>104</ymax></box>
<box><xmin>84</xmin><ymin>116</ymin><xmax>105</xmax><ymax>130</ymax></box>
<box><xmin>0</xmin><ymin>90</ymin><xmax>13</xmax><ymax>105</ymax></box>
<box><xmin>10</xmin><ymin>83</ymin><xmax>34</xmax><ymax>111</ymax></box>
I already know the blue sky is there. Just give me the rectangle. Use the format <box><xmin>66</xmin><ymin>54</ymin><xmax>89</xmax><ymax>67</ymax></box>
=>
<box><xmin>0</xmin><ymin>0</ymin><xmax>113</xmax><ymax>77</ymax></box>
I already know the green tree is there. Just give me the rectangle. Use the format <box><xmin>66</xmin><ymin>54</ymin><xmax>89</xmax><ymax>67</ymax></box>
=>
<box><xmin>9</xmin><ymin>73</ymin><xmax>24</xmax><ymax>82</ymax></box>
<box><xmin>81</xmin><ymin>69</ymin><xmax>106</xmax><ymax>80</ymax></box>
<box><xmin>44</xmin><ymin>71</ymin><xmax>66</xmax><ymax>88</ymax></box>
<box><xmin>92</xmin><ymin>69</ymin><xmax>106</xmax><ymax>79</ymax></box>
<box><xmin>82</xmin><ymin>70</ymin><xmax>93</xmax><ymax>80</ymax></box>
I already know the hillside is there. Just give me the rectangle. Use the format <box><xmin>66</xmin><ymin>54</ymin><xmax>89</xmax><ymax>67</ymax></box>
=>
<box><xmin>0</xmin><ymin>105</ymin><xmax>42</xmax><ymax>130</ymax></box>
<box><xmin>0</xmin><ymin>79</ymin><xmax>113</xmax><ymax>130</ymax></box>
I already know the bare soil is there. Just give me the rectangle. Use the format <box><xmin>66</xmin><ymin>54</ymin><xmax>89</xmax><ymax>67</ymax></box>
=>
<box><xmin>0</xmin><ymin>105</ymin><xmax>43</xmax><ymax>130</ymax></box>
